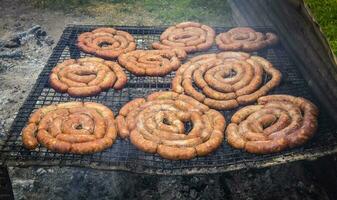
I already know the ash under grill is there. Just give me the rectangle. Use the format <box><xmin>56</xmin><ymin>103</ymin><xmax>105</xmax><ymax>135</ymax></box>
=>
<box><xmin>1</xmin><ymin>25</ymin><xmax>336</xmax><ymax>175</ymax></box>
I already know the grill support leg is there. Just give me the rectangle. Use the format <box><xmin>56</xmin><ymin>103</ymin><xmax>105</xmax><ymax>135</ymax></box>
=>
<box><xmin>305</xmin><ymin>155</ymin><xmax>337</xmax><ymax>200</ymax></box>
<box><xmin>0</xmin><ymin>166</ymin><xmax>14</xmax><ymax>200</ymax></box>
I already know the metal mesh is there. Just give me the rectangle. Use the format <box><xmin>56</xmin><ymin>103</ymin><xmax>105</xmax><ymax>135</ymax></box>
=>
<box><xmin>1</xmin><ymin>25</ymin><xmax>336</xmax><ymax>175</ymax></box>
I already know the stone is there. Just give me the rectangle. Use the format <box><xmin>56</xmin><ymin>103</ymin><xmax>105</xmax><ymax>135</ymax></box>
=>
<box><xmin>190</xmin><ymin>189</ymin><xmax>198</xmax><ymax>199</ymax></box>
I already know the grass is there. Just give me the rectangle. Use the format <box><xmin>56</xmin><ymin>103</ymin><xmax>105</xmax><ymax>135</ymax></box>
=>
<box><xmin>29</xmin><ymin>0</ymin><xmax>232</xmax><ymax>25</ymax></box>
<box><xmin>142</xmin><ymin>0</ymin><xmax>231</xmax><ymax>25</ymax></box>
<box><xmin>31</xmin><ymin>0</ymin><xmax>92</xmax><ymax>10</ymax></box>
<box><xmin>304</xmin><ymin>0</ymin><xmax>337</xmax><ymax>55</ymax></box>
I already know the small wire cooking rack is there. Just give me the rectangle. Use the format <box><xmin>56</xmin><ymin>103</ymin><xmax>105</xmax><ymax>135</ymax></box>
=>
<box><xmin>1</xmin><ymin>25</ymin><xmax>337</xmax><ymax>175</ymax></box>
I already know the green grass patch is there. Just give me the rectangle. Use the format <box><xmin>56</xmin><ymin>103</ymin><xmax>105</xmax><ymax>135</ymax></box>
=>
<box><xmin>29</xmin><ymin>0</ymin><xmax>231</xmax><ymax>25</ymax></box>
<box><xmin>30</xmin><ymin>0</ymin><xmax>92</xmax><ymax>10</ymax></box>
<box><xmin>305</xmin><ymin>0</ymin><xmax>337</xmax><ymax>55</ymax></box>
<box><xmin>142</xmin><ymin>0</ymin><xmax>231</xmax><ymax>25</ymax></box>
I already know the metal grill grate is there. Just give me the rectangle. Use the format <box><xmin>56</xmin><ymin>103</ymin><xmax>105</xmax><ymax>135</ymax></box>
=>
<box><xmin>1</xmin><ymin>25</ymin><xmax>337</xmax><ymax>175</ymax></box>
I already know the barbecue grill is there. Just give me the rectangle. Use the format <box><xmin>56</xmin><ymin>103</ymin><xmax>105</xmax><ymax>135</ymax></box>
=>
<box><xmin>0</xmin><ymin>25</ymin><xmax>336</xmax><ymax>176</ymax></box>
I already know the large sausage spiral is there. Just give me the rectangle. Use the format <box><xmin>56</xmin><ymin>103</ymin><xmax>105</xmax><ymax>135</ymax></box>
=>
<box><xmin>77</xmin><ymin>27</ymin><xmax>136</xmax><ymax>59</ymax></box>
<box><xmin>118</xmin><ymin>49</ymin><xmax>187</xmax><ymax>76</ymax></box>
<box><xmin>22</xmin><ymin>102</ymin><xmax>117</xmax><ymax>154</ymax></box>
<box><xmin>116</xmin><ymin>91</ymin><xmax>226</xmax><ymax>160</ymax></box>
<box><xmin>49</xmin><ymin>57</ymin><xmax>127</xmax><ymax>97</ymax></box>
<box><xmin>226</xmin><ymin>95</ymin><xmax>319</xmax><ymax>154</ymax></box>
<box><xmin>172</xmin><ymin>52</ymin><xmax>282</xmax><ymax>110</ymax></box>
<box><xmin>216</xmin><ymin>27</ymin><xmax>278</xmax><ymax>52</ymax></box>
<box><xmin>152</xmin><ymin>22</ymin><xmax>216</xmax><ymax>53</ymax></box>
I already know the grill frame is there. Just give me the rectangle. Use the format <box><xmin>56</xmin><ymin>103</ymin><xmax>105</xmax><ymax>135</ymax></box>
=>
<box><xmin>1</xmin><ymin>25</ymin><xmax>336</xmax><ymax>175</ymax></box>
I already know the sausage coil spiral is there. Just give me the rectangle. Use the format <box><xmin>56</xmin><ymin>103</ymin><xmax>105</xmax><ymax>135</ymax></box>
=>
<box><xmin>152</xmin><ymin>22</ymin><xmax>215</xmax><ymax>53</ymax></box>
<box><xmin>77</xmin><ymin>27</ymin><xmax>136</xmax><ymax>59</ymax></box>
<box><xmin>172</xmin><ymin>52</ymin><xmax>282</xmax><ymax>110</ymax></box>
<box><xmin>50</xmin><ymin>57</ymin><xmax>127</xmax><ymax>97</ymax></box>
<box><xmin>226</xmin><ymin>95</ymin><xmax>318</xmax><ymax>154</ymax></box>
<box><xmin>216</xmin><ymin>27</ymin><xmax>278</xmax><ymax>52</ymax></box>
<box><xmin>118</xmin><ymin>49</ymin><xmax>187</xmax><ymax>76</ymax></box>
<box><xmin>22</xmin><ymin>102</ymin><xmax>117</xmax><ymax>154</ymax></box>
<box><xmin>116</xmin><ymin>91</ymin><xmax>226</xmax><ymax>160</ymax></box>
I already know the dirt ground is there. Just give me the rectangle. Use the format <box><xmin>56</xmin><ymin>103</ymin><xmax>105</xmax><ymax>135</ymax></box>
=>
<box><xmin>1</xmin><ymin>0</ymin><xmax>337</xmax><ymax>199</ymax></box>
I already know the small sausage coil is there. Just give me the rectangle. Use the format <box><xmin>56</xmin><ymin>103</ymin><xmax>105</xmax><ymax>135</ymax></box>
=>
<box><xmin>216</xmin><ymin>27</ymin><xmax>278</xmax><ymax>52</ymax></box>
<box><xmin>172</xmin><ymin>52</ymin><xmax>282</xmax><ymax>110</ymax></box>
<box><xmin>118</xmin><ymin>49</ymin><xmax>187</xmax><ymax>76</ymax></box>
<box><xmin>77</xmin><ymin>27</ymin><xmax>136</xmax><ymax>59</ymax></box>
<box><xmin>116</xmin><ymin>91</ymin><xmax>226</xmax><ymax>160</ymax></box>
<box><xmin>49</xmin><ymin>57</ymin><xmax>127</xmax><ymax>97</ymax></box>
<box><xmin>225</xmin><ymin>95</ymin><xmax>319</xmax><ymax>154</ymax></box>
<box><xmin>22</xmin><ymin>102</ymin><xmax>117</xmax><ymax>154</ymax></box>
<box><xmin>152</xmin><ymin>22</ymin><xmax>216</xmax><ymax>53</ymax></box>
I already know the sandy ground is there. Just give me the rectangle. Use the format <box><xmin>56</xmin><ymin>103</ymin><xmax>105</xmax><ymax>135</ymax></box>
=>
<box><xmin>0</xmin><ymin>0</ymin><xmax>336</xmax><ymax>199</ymax></box>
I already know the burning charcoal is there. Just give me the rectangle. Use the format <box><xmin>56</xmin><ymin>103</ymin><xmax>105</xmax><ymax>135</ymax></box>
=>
<box><xmin>36</xmin><ymin>168</ymin><xmax>47</xmax><ymax>176</ymax></box>
<box><xmin>189</xmin><ymin>189</ymin><xmax>198</xmax><ymax>199</ymax></box>
<box><xmin>4</xmin><ymin>39</ymin><xmax>21</xmax><ymax>48</ymax></box>
<box><xmin>14</xmin><ymin>25</ymin><xmax>41</xmax><ymax>39</ymax></box>
<box><xmin>0</xmin><ymin>49</ymin><xmax>22</xmax><ymax>59</ymax></box>
<box><xmin>36</xmin><ymin>39</ymin><xmax>42</xmax><ymax>47</ymax></box>
<box><xmin>44</xmin><ymin>36</ymin><xmax>54</xmax><ymax>46</ymax></box>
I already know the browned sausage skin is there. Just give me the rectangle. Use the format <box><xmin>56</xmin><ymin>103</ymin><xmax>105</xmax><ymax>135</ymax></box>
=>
<box><xmin>172</xmin><ymin>52</ymin><xmax>281</xmax><ymax>110</ymax></box>
<box><xmin>22</xmin><ymin>102</ymin><xmax>117</xmax><ymax>154</ymax></box>
<box><xmin>152</xmin><ymin>22</ymin><xmax>215</xmax><ymax>53</ymax></box>
<box><xmin>225</xmin><ymin>95</ymin><xmax>318</xmax><ymax>154</ymax></box>
<box><xmin>77</xmin><ymin>27</ymin><xmax>136</xmax><ymax>59</ymax></box>
<box><xmin>216</xmin><ymin>27</ymin><xmax>278</xmax><ymax>51</ymax></box>
<box><xmin>118</xmin><ymin>49</ymin><xmax>187</xmax><ymax>77</ymax></box>
<box><xmin>50</xmin><ymin>57</ymin><xmax>127</xmax><ymax>97</ymax></box>
<box><xmin>116</xmin><ymin>91</ymin><xmax>225</xmax><ymax>160</ymax></box>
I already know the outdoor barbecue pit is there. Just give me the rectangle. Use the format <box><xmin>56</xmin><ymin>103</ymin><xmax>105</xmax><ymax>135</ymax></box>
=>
<box><xmin>0</xmin><ymin>25</ymin><xmax>336</xmax><ymax>175</ymax></box>
<box><xmin>1</xmin><ymin>0</ymin><xmax>337</xmax><ymax>199</ymax></box>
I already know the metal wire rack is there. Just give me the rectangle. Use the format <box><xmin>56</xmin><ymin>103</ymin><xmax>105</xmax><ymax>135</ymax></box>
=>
<box><xmin>1</xmin><ymin>25</ymin><xmax>336</xmax><ymax>175</ymax></box>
